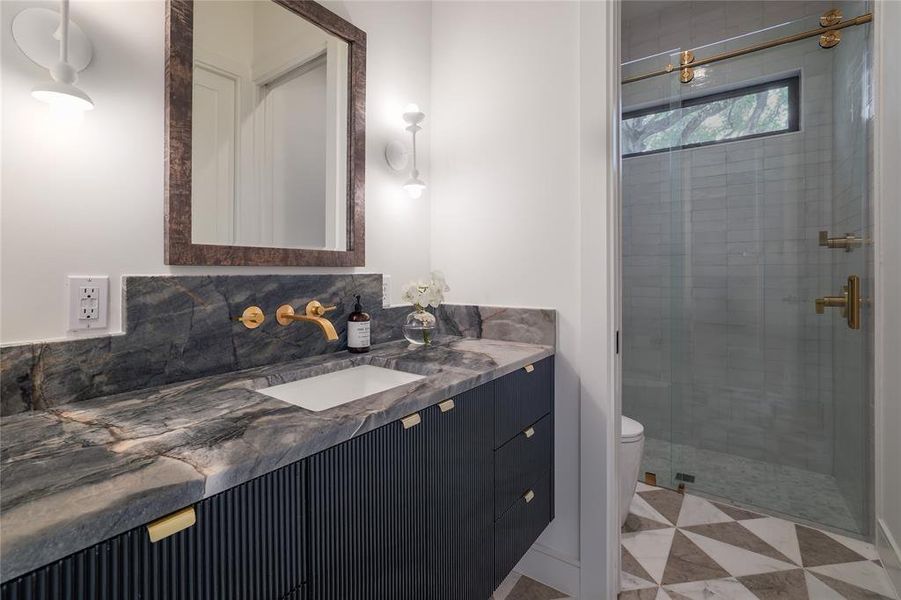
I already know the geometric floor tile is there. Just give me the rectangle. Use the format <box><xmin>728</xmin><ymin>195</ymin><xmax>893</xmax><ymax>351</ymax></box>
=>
<box><xmin>797</xmin><ymin>524</ymin><xmax>867</xmax><ymax>567</ymax></box>
<box><xmin>681</xmin><ymin>529</ymin><xmax>797</xmax><ymax>577</ymax></box>
<box><xmin>624</xmin><ymin>512</ymin><xmax>675</xmax><ymax>534</ymax></box>
<box><xmin>821</xmin><ymin>529</ymin><xmax>882</xmax><ymax>561</ymax></box>
<box><xmin>639</xmin><ymin>489</ymin><xmax>685</xmax><ymax>526</ymax></box>
<box><xmin>682</xmin><ymin>521</ymin><xmax>795</xmax><ymax>564</ymax></box>
<box><xmin>739</xmin><ymin>517</ymin><xmax>805</xmax><ymax>567</ymax></box>
<box><xmin>664</xmin><ymin>577</ymin><xmax>757</xmax><ymax>599</ymax></box>
<box><xmin>808</xmin><ymin>561</ymin><xmax>899</xmax><ymax>598</ymax></box>
<box><xmin>621</xmin><ymin>571</ymin><xmax>659</xmax><ymax>592</ymax></box>
<box><xmin>675</xmin><ymin>494</ymin><xmax>734</xmax><ymax>528</ymax></box>
<box><xmin>712</xmin><ymin>501</ymin><xmax>765</xmax><ymax>521</ymax></box>
<box><xmin>623</xmin><ymin>545</ymin><xmax>657</xmax><ymax>583</ymax></box>
<box><xmin>804</xmin><ymin>571</ymin><xmax>847</xmax><ymax>599</ymax></box>
<box><xmin>494</xmin><ymin>572</ymin><xmax>571</xmax><ymax>600</ymax></box>
<box><xmin>737</xmin><ymin>568</ymin><xmax>809</xmax><ymax>598</ymax></box>
<box><xmin>661</xmin><ymin>531</ymin><xmax>731</xmax><ymax>585</ymax></box>
<box><xmin>630</xmin><ymin>493</ymin><xmax>676</xmax><ymax>528</ymax></box>
<box><xmin>505</xmin><ymin>574</ymin><xmax>570</xmax><ymax>600</ymax></box>
<box><xmin>618</xmin><ymin>588</ymin><xmax>669</xmax><ymax>600</ymax></box>
<box><xmin>810</xmin><ymin>571</ymin><xmax>896</xmax><ymax>599</ymax></box>
<box><xmin>623</xmin><ymin>528</ymin><xmax>677</xmax><ymax>584</ymax></box>
<box><xmin>619</xmin><ymin>484</ymin><xmax>900</xmax><ymax>600</ymax></box>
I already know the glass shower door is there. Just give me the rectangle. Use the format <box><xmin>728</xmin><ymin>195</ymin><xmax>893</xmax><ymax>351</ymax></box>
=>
<box><xmin>620</xmin><ymin>5</ymin><xmax>873</xmax><ymax>537</ymax></box>
<box><xmin>660</xmin><ymin>13</ymin><xmax>873</xmax><ymax>536</ymax></box>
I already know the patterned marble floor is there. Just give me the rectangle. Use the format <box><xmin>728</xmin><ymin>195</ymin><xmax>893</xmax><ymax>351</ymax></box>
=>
<box><xmin>493</xmin><ymin>571</ymin><xmax>570</xmax><ymax>600</ymax></box>
<box><xmin>620</xmin><ymin>483</ymin><xmax>899</xmax><ymax>599</ymax></box>
<box><xmin>643</xmin><ymin>438</ymin><xmax>863</xmax><ymax>535</ymax></box>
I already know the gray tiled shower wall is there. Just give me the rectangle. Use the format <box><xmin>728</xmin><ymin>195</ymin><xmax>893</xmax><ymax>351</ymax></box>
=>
<box><xmin>622</xmin><ymin>0</ymin><xmax>871</xmax><ymax>491</ymax></box>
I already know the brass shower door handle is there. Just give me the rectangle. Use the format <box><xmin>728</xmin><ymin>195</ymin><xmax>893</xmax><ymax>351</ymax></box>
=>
<box><xmin>815</xmin><ymin>275</ymin><xmax>861</xmax><ymax>329</ymax></box>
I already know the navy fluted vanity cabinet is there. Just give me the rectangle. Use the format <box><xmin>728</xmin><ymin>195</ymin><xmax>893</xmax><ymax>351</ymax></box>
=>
<box><xmin>307</xmin><ymin>381</ymin><xmax>496</xmax><ymax>600</ymax></box>
<box><xmin>0</xmin><ymin>460</ymin><xmax>308</xmax><ymax>600</ymax></box>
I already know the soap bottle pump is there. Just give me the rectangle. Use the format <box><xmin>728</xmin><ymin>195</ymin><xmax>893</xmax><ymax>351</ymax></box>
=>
<box><xmin>347</xmin><ymin>294</ymin><xmax>371</xmax><ymax>353</ymax></box>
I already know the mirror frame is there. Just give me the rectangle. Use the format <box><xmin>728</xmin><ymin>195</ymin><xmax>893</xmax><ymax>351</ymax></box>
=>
<box><xmin>165</xmin><ymin>0</ymin><xmax>366</xmax><ymax>266</ymax></box>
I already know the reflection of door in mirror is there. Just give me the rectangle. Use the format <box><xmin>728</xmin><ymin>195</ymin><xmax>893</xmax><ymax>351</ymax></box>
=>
<box><xmin>191</xmin><ymin>1</ymin><xmax>349</xmax><ymax>251</ymax></box>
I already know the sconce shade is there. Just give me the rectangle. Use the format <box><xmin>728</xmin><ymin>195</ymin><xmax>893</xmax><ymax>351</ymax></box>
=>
<box><xmin>404</xmin><ymin>173</ymin><xmax>426</xmax><ymax>199</ymax></box>
<box><xmin>32</xmin><ymin>80</ymin><xmax>94</xmax><ymax>111</ymax></box>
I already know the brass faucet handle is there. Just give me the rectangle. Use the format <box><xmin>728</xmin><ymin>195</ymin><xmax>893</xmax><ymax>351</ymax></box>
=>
<box><xmin>237</xmin><ymin>306</ymin><xmax>265</xmax><ymax>329</ymax></box>
<box><xmin>305</xmin><ymin>300</ymin><xmax>337</xmax><ymax>317</ymax></box>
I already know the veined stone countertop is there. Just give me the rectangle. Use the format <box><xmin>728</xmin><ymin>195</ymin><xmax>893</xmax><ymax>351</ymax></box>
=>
<box><xmin>0</xmin><ymin>336</ymin><xmax>554</xmax><ymax>583</ymax></box>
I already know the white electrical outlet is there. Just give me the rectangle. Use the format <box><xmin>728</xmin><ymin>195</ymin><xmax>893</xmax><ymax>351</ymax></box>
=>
<box><xmin>68</xmin><ymin>276</ymin><xmax>109</xmax><ymax>331</ymax></box>
<box><xmin>382</xmin><ymin>275</ymin><xmax>391</xmax><ymax>308</ymax></box>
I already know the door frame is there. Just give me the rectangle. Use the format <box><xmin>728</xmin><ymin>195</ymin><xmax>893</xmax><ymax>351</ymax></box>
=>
<box><xmin>578</xmin><ymin>0</ymin><xmax>622</xmax><ymax>598</ymax></box>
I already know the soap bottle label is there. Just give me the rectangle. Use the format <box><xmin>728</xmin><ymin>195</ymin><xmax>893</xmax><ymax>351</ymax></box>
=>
<box><xmin>348</xmin><ymin>321</ymin><xmax>370</xmax><ymax>348</ymax></box>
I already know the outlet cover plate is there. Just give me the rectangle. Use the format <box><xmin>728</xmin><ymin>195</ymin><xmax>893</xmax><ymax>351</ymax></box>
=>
<box><xmin>68</xmin><ymin>276</ymin><xmax>109</xmax><ymax>331</ymax></box>
<box><xmin>382</xmin><ymin>275</ymin><xmax>391</xmax><ymax>308</ymax></box>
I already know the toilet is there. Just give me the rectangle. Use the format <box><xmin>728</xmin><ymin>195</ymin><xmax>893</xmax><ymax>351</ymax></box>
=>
<box><xmin>620</xmin><ymin>416</ymin><xmax>645</xmax><ymax>526</ymax></box>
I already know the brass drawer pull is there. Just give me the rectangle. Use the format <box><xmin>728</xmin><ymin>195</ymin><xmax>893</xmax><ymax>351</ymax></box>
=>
<box><xmin>147</xmin><ymin>507</ymin><xmax>196</xmax><ymax>543</ymax></box>
<box><xmin>524</xmin><ymin>426</ymin><xmax>535</xmax><ymax>439</ymax></box>
<box><xmin>524</xmin><ymin>490</ymin><xmax>535</xmax><ymax>503</ymax></box>
<box><xmin>438</xmin><ymin>399</ymin><xmax>455</xmax><ymax>413</ymax></box>
<box><xmin>401</xmin><ymin>413</ymin><xmax>421</xmax><ymax>429</ymax></box>
<box><xmin>523</xmin><ymin>364</ymin><xmax>535</xmax><ymax>373</ymax></box>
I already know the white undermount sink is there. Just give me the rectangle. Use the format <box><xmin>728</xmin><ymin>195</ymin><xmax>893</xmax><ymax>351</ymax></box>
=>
<box><xmin>256</xmin><ymin>365</ymin><xmax>426</xmax><ymax>412</ymax></box>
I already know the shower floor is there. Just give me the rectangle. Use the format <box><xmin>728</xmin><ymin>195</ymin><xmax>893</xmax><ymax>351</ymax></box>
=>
<box><xmin>642</xmin><ymin>438</ymin><xmax>862</xmax><ymax>536</ymax></box>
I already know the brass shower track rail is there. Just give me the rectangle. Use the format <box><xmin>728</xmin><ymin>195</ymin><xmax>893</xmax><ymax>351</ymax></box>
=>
<box><xmin>622</xmin><ymin>12</ymin><xmax>873</xmax><ymax>85</ymax></box>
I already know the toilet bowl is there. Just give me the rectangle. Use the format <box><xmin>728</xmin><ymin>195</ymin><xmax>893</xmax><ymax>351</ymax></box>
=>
<box><xmin>620</xmin><ymin>416</ymin><xmax>645</xmax><ymax>526</ymax></box>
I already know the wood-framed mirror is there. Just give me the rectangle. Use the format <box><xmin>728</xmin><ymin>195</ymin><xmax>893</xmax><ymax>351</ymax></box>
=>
<box><xmin>165</xmin><ymin>0</ymin><xmax>366</xmax><ymax>266</ymax></box>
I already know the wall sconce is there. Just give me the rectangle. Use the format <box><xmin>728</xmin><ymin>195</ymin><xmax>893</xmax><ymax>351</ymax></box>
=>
<box><xmin>13</xmin><ymin>0</ymin><xmax>94</xmax><ymax>113</ymax></box>
<box><xmin>385</xmin><ymin>104</ymin><xmax>426</xmax><ymax>199</ymax></box>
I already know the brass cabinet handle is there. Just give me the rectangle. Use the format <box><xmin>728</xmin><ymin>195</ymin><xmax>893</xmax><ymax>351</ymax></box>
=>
<box><xmin>147</xmin><ymin>507</ymin><xmax>196</xmax><ymax>543</ymax></box>
<box><xmin>523</xmin><ymin>364</ymin><xmax>535</xmax><ymax>373</ymax></box>
<box><xmin>524</xmin><ymin>490</ymin><xmax>535</xmax><ymax>503</ymax></box>
<box><xmin>401</xmin><ymin>413</ymin><xmax>421</xmax><ymax>429</ymax></box>
<box><xmin>438</xmin><ymin>399</ymin><xmax>455</xmax><ymax>413</ymax></box>
<box><xmin>523</xmin><ymin>426</ymin><xmax>535</xmax><ymax>439</ymax></box>
<box><xmin>815</xmin><ymin>275</ymin><xmax>861</xmax><ymax>329</ymax></box>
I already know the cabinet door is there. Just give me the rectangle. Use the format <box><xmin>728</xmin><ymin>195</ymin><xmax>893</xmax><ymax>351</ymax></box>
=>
<box><xmin>424</xmin><ymin>383</ymin><xmax>494</xmax><ymax>600</ymax></box>
<box><xmin>494</xmin><ymin>357</ymin><xmax>555</xmax><ymax>448</ymax></box>
<box><xmin>0</xmin><ymin>460</ymin><xmax>307</xmax><ymax>600</ymax></box>
<box><xmin>308</xmin><ymin>413</ymin><xmax>428</xmax><ymax>600</ymax></box>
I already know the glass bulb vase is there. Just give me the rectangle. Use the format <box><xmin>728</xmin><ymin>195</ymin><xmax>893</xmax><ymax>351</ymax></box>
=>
<box><xmin>403</xmin><ymin>305</ymin><xmax>437</xmax><ymax>345</ymax></box>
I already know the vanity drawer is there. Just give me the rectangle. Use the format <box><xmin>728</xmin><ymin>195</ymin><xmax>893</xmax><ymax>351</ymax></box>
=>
<box><xmin>494</xmin><ymin>356</ymin><xmax>554</xmax><ymax>448</ymax></box>
<box><xmin>493</xmin><ymin>472</ymin><xmax>552</xmax><ymax>590</ymax></box>
<box><xmin>494</xmin><ymin>414</ymin><xmax>553</xmax><ymax>520</ymax></box>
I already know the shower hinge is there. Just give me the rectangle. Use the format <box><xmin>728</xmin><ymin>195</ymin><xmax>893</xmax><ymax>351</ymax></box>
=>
<box><xmin>674</xmin><ymin>472</ymin><xmax>696</xmax><ymax>483</ymax></box>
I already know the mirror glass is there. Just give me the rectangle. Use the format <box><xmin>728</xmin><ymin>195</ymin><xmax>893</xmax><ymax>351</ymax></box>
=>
<box><xmin>192</xmin><ymin>1</ymin><xmax>349</xmax><ymax>250</ymax></box>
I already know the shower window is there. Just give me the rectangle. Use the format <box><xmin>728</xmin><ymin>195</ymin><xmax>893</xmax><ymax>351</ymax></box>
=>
<box><xmin>622</xmin><ymin>75</ymin><xmax>799</xmax><ymax>157</ymax></box>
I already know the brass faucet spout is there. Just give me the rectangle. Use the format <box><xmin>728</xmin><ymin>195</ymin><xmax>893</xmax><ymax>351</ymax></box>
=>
<box><xmin>276</xmin><ymin>301</ymin><xmax>339</xmax><ymax>341</ymax></box>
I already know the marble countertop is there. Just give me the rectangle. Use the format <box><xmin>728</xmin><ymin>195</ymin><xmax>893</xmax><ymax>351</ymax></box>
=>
<box><xmin>0</xmin><ymin>336</ymin><xmax>554</xmax><ymax>583</ymax></box>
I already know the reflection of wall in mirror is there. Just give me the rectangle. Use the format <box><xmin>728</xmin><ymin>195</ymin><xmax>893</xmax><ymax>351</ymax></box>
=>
<box><xmin>191</xmin><ymin>1</ymin><xmax>348</xmax><ymax>250</ymax></box>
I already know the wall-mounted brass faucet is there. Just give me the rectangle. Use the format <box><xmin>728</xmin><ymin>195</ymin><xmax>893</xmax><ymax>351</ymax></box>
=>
<box><xmin>276</xmin><ymin>300</ymin><xmax>339</xmax><ymax>341</ymax></box>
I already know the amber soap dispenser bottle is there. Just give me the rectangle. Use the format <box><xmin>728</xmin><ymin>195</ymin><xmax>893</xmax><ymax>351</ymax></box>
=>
<box><xmin>347</xmin><ymin>294</ymin><xmax>371</xmax><ymax>353</ymax></box>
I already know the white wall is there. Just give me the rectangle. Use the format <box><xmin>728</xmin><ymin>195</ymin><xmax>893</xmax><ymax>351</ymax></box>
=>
<box><xmin>430</xmin><ymin>1</ymin><xmax>586</xmax><ymax>594</ymax></box>
<box><xmin>0</xmin><ymin>0</ymin><xmax>431</xmax><ymax>344</ymax></box>
<box><xmin>875</xmin><ymin>0</ymin><xmax>901</xmax><ymax>593</ymax></box>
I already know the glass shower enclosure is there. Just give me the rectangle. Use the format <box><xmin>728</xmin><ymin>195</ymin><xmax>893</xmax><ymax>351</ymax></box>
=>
<box><xmin>620</xmin><ymin>3</ymin><xmax>873</xmax><ymax>537</ymax></box>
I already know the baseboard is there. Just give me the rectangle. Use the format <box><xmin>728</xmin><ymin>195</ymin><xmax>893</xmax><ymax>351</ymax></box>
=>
<box><xmin>877</xmin><ymin>518</ymin><xmax>901</xmax><ymax>597</ymax></box>
<box><xmin>515</xmin><ymin>542</ymin><xmax>581</xmax><ymax>598</ymax></box>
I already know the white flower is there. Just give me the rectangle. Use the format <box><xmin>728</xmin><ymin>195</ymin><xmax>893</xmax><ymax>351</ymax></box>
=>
<box><xmin>401</xmin><ymin>272</ymin><xmax>450</xmax><ymax>309</ymax></box>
